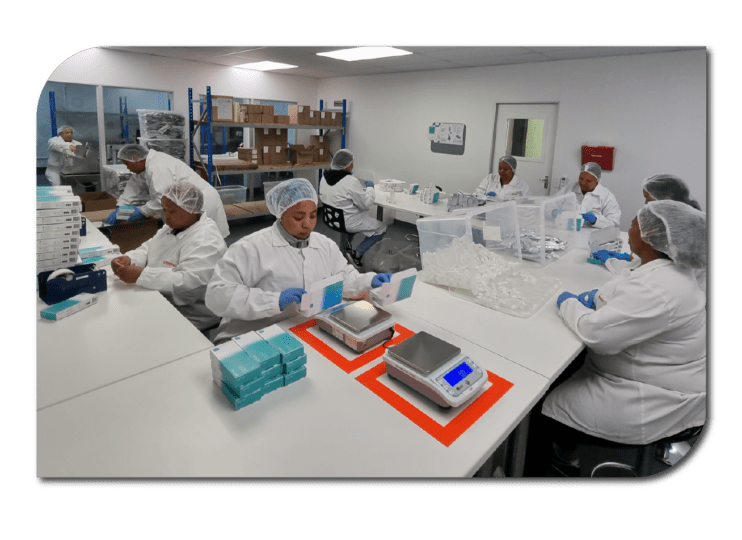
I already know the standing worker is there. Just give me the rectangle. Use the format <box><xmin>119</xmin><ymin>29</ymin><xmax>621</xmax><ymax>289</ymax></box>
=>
<box><xmin>45</xmin><ymin>126</ymin><xmax>81</xmax><ymax>186</ymax></box>
<box><xmin>111</xmin><ymin>181</ymin><xmax>228</xmax><ymax>332</ymax></box>
<box><xmin>473</xmin><ymin>156</ymin><xmax>530</xmax><ymax>200</ymax></box>
<box><xmin>557</xmin><ymin>162</ymin><xmax>620</xmax><ymax>228</ymax></box>
<box><xmin>319</xmin><ymin>149</ymin><xmax>386</xmax><ymax>267</ymax></box>
<box><xmin>206</xmin><ymin>178</ymin><xmax>394</xmax><ymax>344</ymax></box>
<box><xmin>104</xmin><ymin>144</ymin><xmax>229</xmax><ymax>238</ymax></box>
<box><xmin>541</xmin><ymin>201</ymin><xmax>706</xmax><ymax>474</ymax></box>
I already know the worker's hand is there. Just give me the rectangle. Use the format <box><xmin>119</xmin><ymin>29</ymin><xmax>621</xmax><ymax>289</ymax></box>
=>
<box><xmin>591</xmin><ymin>250</ymin><xmax>631</xmax><ymax>264</ymax></box>
<box><xmin>486</xmin><ymin>191</ymin><xmax>497</xmax><ymax>197</ymax></box>
<box><xmin>551</xmin><ymin>208</ymin><xmax>564</xmax><ymax>218</ymax></box>
<box><xmin>556</xmin><ymin>291</ymin><xmax>579</xmax><ymax>308</ymax></box>
<box><xmin>116</xmin><ymin>264</ymin><xmax>143</xmax><ymax>284</ymax></box>
<box><xmin>279</xmin><ymin>288</ymin><xmax>307</xmax><ymax>311</ymax></box>
<box><xmin>110</xmin><ymin>256</ymin><xmax>131</xmax><ymax>276</ymax></box>
<box><xmin>127</xmin><ymin>207</ymin><xmax>146</xmax><ymax>222</ymax></box>
<box><xmin>372</xmin><ymin>273</ymin><xmax>392</xmax><ymax>288</ymax></box>
<box><xmin>577</xmin><ymin>289</ymin><xmax>599</xmax><ymax>309</ymax></box>
<box><xmin>581</xmin><ymin>212</ymin><xmax>597</xmax><ymax>224</ymax></box>
<box><xmin>103</xmin><ymin>208</ymin><xmax>119</xmax><ymax>225</ymax></box>
<box><xmin>365</xmin><ymin>180</ymin><xmax>375</xmax><ymax>188</ymax></box>
<box><xmin>69</xmin><ymin>145</ymin><xmax>76</xmax><ymax>152</ymax></box>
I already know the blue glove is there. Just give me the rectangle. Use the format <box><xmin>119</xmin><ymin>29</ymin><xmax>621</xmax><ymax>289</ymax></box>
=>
<box><xmin>486</xmin><ymin>191</ymin><xmax>497</xmax><ymax>197</ymax></box>
<box><xmin>582</xmin><ymin>212</ymin><xmax>597</xmax><ymax>224</ymax></box>
<box><xmin>591</xmin><ymin>250</ymin><xmax>631</xmax><ymax>264</ymax></box>
<box><xmin>279</xmin><ymin>288</ymin><xmax>307</xmax><ymax>311</ymax></box>
<box><xmin>127</xmin><ymin>207</ymin><xmax>146</xmax><ymax>222</ymax></box>
<box><xmin>365</xmin><ymin>180</ymin><xmax>375</xmax><ymax>188</ymax></box>
<box><xmin>556</xmin><ymin>291</ymin><xmax>579</xmax><ymax>307</ymax></box>
<box><xmin>103</xmin><ymin>208</ymin><xmax>119</xmax><ymax>225</ymax></box>
<box><xmin>372</xmin><ymin>273</ymin><xmax>392</xmax><ymax>288</ymax></box>
<box><xmin>551</xmin><ymin>208</ymin><xmax>564</xmax><ymax>218</ymax></box>
<box><xmin>577</xmin><ymin>289</ymin><xmax>599</xmax><ymax>309</ymax></box>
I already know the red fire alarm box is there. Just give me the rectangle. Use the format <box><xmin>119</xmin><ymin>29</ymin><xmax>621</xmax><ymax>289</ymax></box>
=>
<box><xmin>581</xmin><ymin>145</ymin><xmax>615</xmax><ymax>171</ymax></box>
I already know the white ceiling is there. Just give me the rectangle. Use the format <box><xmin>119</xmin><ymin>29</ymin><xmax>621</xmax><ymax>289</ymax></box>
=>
<box><xmin>102</xmin><ymin>46</ymin><xmax>703</xmax><ymax>79</ymax></box>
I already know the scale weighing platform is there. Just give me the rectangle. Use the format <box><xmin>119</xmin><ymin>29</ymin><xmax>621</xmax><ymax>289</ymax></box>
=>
<box><xmin>315</xmin><ymin>300</ymin><xmax>396</xmax><ymax>353</ymax></box>
<box><xmin>384</xmin><ymin>332</ymin><xmax>486</xmax><ymax>408</ymax></box>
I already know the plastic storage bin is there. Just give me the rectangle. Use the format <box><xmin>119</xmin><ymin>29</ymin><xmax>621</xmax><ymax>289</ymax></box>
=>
<box><xmin>138</xmin><ymin>138</ymin><xmax>187</xmax><ymax>161</ymax></box>
<box><xmin>512</xmin><ymin>193</ymin><xmax>579</xmax><ymax>264</ymax></box>
<box><xmin>362</xmin><ymin>238</ymin><xmax>421</xmax><ymax>274</ymax></box>
<box><xmin>216</xmin><ymin>185</ymin><xmax>247</xmax><ymax>205</ymax></box>
<box><xmin>101</xmin><ymin>164</ymin><xmax>134</xmax><ymax>198</ymax></box>
<box><xmin>137</xmin><ymin>109</ymin><xmax>186</xmax><ymax>139</ymax></box>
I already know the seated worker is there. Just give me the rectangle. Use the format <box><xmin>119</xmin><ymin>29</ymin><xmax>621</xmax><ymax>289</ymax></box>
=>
<box><xmin>557</xmin><ymin>162</ymin><xmax>620</xmax><ymax>228</ymax></box>
<box><xmin>319</xmin><ymin>149</ymin><xmax>386</xmax><ymax>268</ymax></box>
<box><xmin>591</xmin><ymin>174</ymin><xmax>706</xmax><ymax>295</ymax></box>
<box><xmin>473</xmin><ymin>155</ymin><xmax>530</xmax><ymax>200</ymax></box>
<box><xmin>111</xmin><ymin>181</ymin><xmax>228</xmax><ymax>332</ymax></box>
<box><xmin>205</xmin><ymin>178</ymin><xmax>394</xmax><ymax>344</ymax></box>
<box><xmin>104</xmin><ymin>144</ymin><xmax>229</xmax><ymax>238</ymax></box>
<box><xmin>541</xmin><ymin>200</ymin><xmax>706</xmax><ymax>473</ymax></box>
<box><xmin>45</xmin><ymin>125</ymin><xmax>82</xmax><ymax>186</ymax></box>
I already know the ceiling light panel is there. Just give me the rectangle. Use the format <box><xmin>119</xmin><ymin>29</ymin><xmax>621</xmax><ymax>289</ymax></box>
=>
<box><xmin>234</xmin><ymin>61</ymin><xmax>298</xmax><ymax>71</ymax></box>
<box><xmin>317</xmin><ymin>47</ymin><xmax>412</xmax><ymax>61</ymax></box>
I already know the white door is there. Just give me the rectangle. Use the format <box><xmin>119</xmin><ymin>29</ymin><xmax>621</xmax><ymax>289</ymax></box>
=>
<box><xmin>492</xmin><ymin>103</ymin><xmax>558</xmax><ymax>196</ymax></box>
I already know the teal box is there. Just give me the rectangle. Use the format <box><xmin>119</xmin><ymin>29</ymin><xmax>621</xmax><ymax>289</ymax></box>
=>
<box><xmin>263</xmin><ymin>363</ymin><xmax>284</xmax><ymax>380</ymax></box>
<box><xmin>210</xmin><ymin>342</ymin><xmax>262</xmax><ymax>388</ymax></box>
<box><xmin>257</xmin><ymin>325</ymin><xmax>304</xmax><ymax>362</ymax></box>
<box><xmin>263</xmin><ymin>374</ymin><xmax>285</xmax><ymax>395</ymax></box>
<box><xmin>224</xmin><ymin>376</ymin><xmax>263</xmax><ymax>398</ymax></box>
<box><xmin>221</xmin><ymin>382</ymin><xmax>263</xmax><ymax>410</ymax></box>
<box><xmin>284</xmin><ymin>366</ymin><xmax>307</xmax><ymax>386</ymax></box>
<box><xmin>283</xmin><ymin>354</ymin><xmax>307</xmax><ymax>374</ymax></box>
<box><xmin>233</xmin><ymin>332</ymin><xmax>281</xmax><ymax>370</ymax></box>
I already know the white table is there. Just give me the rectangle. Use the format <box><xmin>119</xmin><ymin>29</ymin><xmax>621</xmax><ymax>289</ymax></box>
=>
<box><xmin>37</xmin><ymin>308</ymin><xmax>547</xmax><ymax>478</ymax></box>
<box><xmin>37</xmin><ymin>219</ymin><xmax>213</xmax><ymax>409</ymax></box>
<box><xmin>372</xmin><ymin>186</ymin><xmax>450</xmax><ymax>222</ymax></box>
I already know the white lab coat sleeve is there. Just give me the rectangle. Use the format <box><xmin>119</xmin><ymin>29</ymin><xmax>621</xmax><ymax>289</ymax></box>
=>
<box><xmin>592</xmin><ymin>191</ymin><xmax>621</xmax><ymax>228</ymax></box>
<box><xmin>473</xmin><ymin>175</ymin><xmax>491</xmax><ymax>196</ymax></box>
<box><xmin>136</xmin><ymin>236</ymin><xmax>225</xmax><ymax>305</ymax></box>
<box><xmin>117</xmin><ymin>173</ymin><xmax>149</xmax><ymax>207</ymax></box>
<box><xmin>48</xmin><ymin>138</ymin><xmax>76</xmax><ymax>156</ymax></box>
<box><xmin>347</xmin><ymin>182</ymin><xmax>376</xmax><ymax>212</ymax></box>
<box><xmin>140</xmin><ymin>165</ymin><xmax>175</xmax><ymax>217</ymax></box>
<box><xmin>125</xmin><ymin>235</ymin><xmax>154</xmax><ymax>268</ymax></box>
<box><xmin>205</xmin><ymin>245</ymin><xmax>283</xmax><ymax>321</ymax></box>
<box><xmin>604</xmin><ymin>257</ymin><xmax>638</xmax><ymax>276</ymax></box>
<box><xmin>559</xmin><ymin>279</ymin><xmax>672</xmax><ymax>356</ymax></box>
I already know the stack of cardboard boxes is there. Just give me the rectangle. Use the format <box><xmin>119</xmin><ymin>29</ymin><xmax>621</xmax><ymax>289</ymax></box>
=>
<box><xmin>209</xmin><ymin>96</ymin><xmax>342</xmax><ymax>127</ymax></box>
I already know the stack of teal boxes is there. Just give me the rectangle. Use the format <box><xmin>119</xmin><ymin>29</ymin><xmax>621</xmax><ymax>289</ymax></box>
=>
<box><xmin>210</xmin><ymin>324</ymin><xmax>308</xmax><ymax>410</ymax></box>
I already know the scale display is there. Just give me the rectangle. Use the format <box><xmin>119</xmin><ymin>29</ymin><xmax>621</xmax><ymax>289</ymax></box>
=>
<box><xmin>443</xmin><ymin>362</ymin><xmax>473</xmax><ymax>387</ymax></box>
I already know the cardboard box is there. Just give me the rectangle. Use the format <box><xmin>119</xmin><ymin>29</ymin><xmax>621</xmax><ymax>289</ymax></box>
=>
<box><xmin>275</xmin><ymin>115</ymin><xmax>290</xmax><ymax>125</ymax></box>
<box><xmin>331</xmin><ymin>111</ymin><xmax>343</xmax><ymax>126</ymax></box>
<box><xmin>263</xmin><ymin>114</ymin><xmax>277</xmax><ymax>124</ymax></box>
<box><xmin>233</xmin><ymin>102</ymin><xmax>244</xmax><ymax>123</ymax></box>
<box><xmin>255</xmin><ymin>128</ymin><xmax>274</xmax><ymax>148</ymax></box>
<box><xmin>210</xmin><ymin>95</ymin><xmax>234</xmax><ymax>122</ymax></box>
<box><xmin>248</xmin><ymin>112</ymin><xmax>262</xmax><ymax>124</ymax></box>
<box><xmin>310</xmin><ymin>135</ymin><xmax>330</xmax><ymax>149</ymax></box>
<box><xmin>274</xmin><ymin>129</ymin><xmax>288</xmax><ymax>146</ymax></box>
<box><xmin>288</xmin><ymin>105</ymin><xmax>299</xmax><ymax>125</ymax></box>
<box><xmin>313</xmin><ymin>147</ymin><xmax>330</xmax><ymax>163</ymax></box>
<box><xmin>290</xmin><ymin>145</ymin><xmax>315</xmax><ymax>165</ymax></box>
<box><xmin>237</xmin><ymin>147</ymin><xmax>262</xmax><ymax>163</ymax></box>
<box><xmin>262</xmin><ymin>105</ymin><xmax>275</xmax><ymax>116</ymax></box>
<box><xmin>247</xmin><ymin>104</ymin><xmax>263</xmax><ymax>114</ymax></box>
<box><xmin>320</xmin><ymin>111</ymin><xmax>333</xmax><ymax>126</ymax></box>
<box><xmin>270</xmin><ymin>146</ymin><xmax>289</xmax><ymax>165</ymax></box>
<box><xmin>78</xmin><ymin>192</ymin><xmax>117</xmax><ymax>212</ymax></box>
<box><xmin>308</xmin><ymin>110</ymin><xmax>321</xmax><ymax>126</ymax></box>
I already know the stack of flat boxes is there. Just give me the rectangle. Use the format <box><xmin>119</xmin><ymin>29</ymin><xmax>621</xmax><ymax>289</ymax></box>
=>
<box><xmin>211</xmin><ymin>324</ymin><xmax>308</xmax><ymax>410</ymax></box>
<box><xmin>309</xmin><ymin>135</ymin><xmax>331</xmax><ymax>163</ymax></box>
<box><xmin>239</xmin><ymin>128</ymin><xmax>290</xmax><ymax>166</ymax></box>
<box><xmin>36</xmin><ymin>186</ymin><xmax>82</xmax><ymax>274</ymax></box>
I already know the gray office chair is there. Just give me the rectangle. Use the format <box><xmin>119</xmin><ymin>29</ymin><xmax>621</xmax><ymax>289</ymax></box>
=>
<box><xmin>322</xmin><ymin>203</ymin><xmax>355</xmax><ymax>254</ymax></box>
<box><xmin>577</xmin><ymin>425</ymin><xmax>703</xmax><ymax>478</ymax></box>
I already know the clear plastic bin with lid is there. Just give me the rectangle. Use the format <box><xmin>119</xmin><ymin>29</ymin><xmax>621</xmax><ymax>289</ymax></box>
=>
<box><xmin>512</xmin><ymin>193</ymin><xmax>579</xmax><ymax>264</ymax></box>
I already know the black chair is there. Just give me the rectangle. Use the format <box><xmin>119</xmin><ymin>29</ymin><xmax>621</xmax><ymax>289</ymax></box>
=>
<box><xmin>576</xmin><ymin>425</ymin><xmax>703</xmax><ymax>478</ymax></box>
<box><xmin>322</xmin><ymin>203</ymin><xmax>355</xmax><ymax>254</ymax></box>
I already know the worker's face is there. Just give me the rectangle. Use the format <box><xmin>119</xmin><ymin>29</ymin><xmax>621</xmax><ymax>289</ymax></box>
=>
<box><xmin>642</xmin><ymin>189</ymin><xmax>656</xmax><ymax>204</ymax></box>
<box><xmin>628</xmin><ymin>216</ymin><xmax>646</xmax><ymax>254</ymax></box>
<box><xmin>281</xmin><ymin>200</ymin><xmax>317</xmax><ymax>239</ymax></box>
<box><xmin>498</xmin><ymin>162</ymin><xmax>514</xmax><ymax>183</ymax></box>
<box><xmin>578</xmin><ymin>172</ymin><xmax>598</xmax><ymax>194</ymax></box>
<box><xmin>122</xmin><ymin>159</ymin><xmax>146</xmax><ymax>174</ymax></box>
<box><xmin>162</xmin><ymin>196</ymin><xmax>199</xmax><ymax>230</ymax></box>
<box><xmin>60</xmin><ymin>129</ymin><xmax>73</xmax><ymax>142</ymax></box>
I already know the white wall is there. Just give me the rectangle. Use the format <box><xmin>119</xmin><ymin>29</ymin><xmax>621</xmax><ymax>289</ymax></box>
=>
<box><xmin>319</xmin><ymin>49</ymin><xmax>706</xmax><ymax>230</ymax></box>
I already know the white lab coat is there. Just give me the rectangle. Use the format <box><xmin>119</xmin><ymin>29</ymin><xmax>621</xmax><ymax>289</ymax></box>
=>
<box><xmin>556</xmin><ymin>181</ymin><xmax>620</xmax><ymax>229</ymax></box>
<box><xmin>605</xmin><ymin>257</ymin><xmax>707</xmax><ymax>297</ymax></box>
<box><xmin>205</xmin><ymin>221</ymin><xmax>376</xmax><ymax>343</ymax></box>
<box><xmin>319</xmin><ymin>173</ymin><xmax>386</xmax><ymax>237</ymax></box>
<box><xmin>117</xmin><ymin>150</ymin><xmax>230</xmax><ymax>238</ymax></box>
<box><xmin>126</xmin><ymin>214</ymin><xmax>227</xmax><ymax>330</ymax></box>
<box><xmin>542</xmin><ymin>259</ymin><xmax>706</xmax><ymax>444</ymax></box>
<box><xmin>473</xmin><ymin>174</ymin><xmax>530</xmax><ymax>199</ymax></box>
<box><xmin>46</xmin><ymin>135</ymin><xmax>82</xmax><ymax>185</ymax></box>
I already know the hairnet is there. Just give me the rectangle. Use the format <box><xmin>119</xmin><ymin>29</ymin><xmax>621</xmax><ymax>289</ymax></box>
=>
<box><xmin>57</xmin><ymin>125</ymin><xmax>73</xmax><ymax>134</ymax></box>
<box><xmin>580</xmin><ymin>162</ymin><xmax>602</xmax><ymax>181</ymax></box>
<box><xmin>331</xmin><ymin>149</ymin><xmax>354</xmax><ymax>170</ymax></box>
<box><xmin>117</xmin><ymin>144</ymin><xmax>150</xmax><ymax>162</ymax></box>
<box><xmin>498</xmin><ymin>155</ymin><xmax>517</xmax><ymax>171</ymax></box>
<box><xmin>266</xmin><ymin>178</ymin><xmax>318</xmax><ymax>218</ymax></box>
<box><xmin>643</xmin><ymin>174</ymin><xmax>702</xmax><ymax>210</ymax></box>
<box><xmin>638</xmin><ymin>200</ymin><xmax>707</xmax><ymax>268</ymax></box>
<box><xmin>163</xmin><ymin>181</ymin><xmax>204</xmax><ymax>214</ymax></box>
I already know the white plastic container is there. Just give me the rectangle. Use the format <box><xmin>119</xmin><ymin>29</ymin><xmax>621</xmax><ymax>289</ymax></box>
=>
<box><xmin>216</xmin><ymin>185</ymin><xmax>247</xmax><ymax>205</ymax></box>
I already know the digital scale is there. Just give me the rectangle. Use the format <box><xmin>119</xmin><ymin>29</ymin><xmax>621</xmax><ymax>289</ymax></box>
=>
<box><xmin>315</xmin><ymin>300</ymin><xmax>396</xmax><ymax>353</ymax></box>
<box><xmin>384</xmin><ymin>332</ymin><xmax>486</xmax><ymax>408</ymax></box>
